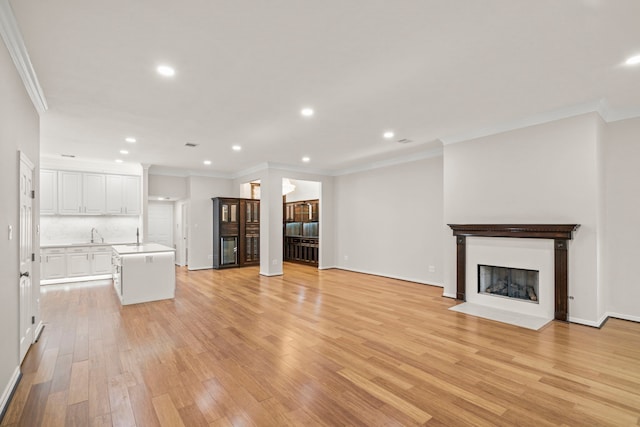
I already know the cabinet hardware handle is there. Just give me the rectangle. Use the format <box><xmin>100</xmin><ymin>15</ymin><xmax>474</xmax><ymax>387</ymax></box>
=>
<box><xmin>20</xmin><ymin>271</ymin><xmax>29</xmax><ymax>278</ymax></box>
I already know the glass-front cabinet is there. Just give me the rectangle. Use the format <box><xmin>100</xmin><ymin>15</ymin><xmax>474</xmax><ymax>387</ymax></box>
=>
<box><xmin>212</xmin><ymin>197</ymin><xmax>259</xmax><ymax>269</ymax></box>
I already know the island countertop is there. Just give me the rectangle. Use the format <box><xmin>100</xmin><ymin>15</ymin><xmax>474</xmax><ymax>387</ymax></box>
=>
<box><xmin>112</xmin><ymin>243</ymin><xmax>175</xmax><ymax>255</ymax></box>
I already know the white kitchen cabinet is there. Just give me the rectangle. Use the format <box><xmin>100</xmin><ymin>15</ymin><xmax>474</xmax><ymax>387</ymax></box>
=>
<box><xmin>40</xmin><ymin>169</ymin><xmax>58</xmax><ymax>215</ymax></box>
<box><xmin>66</xmin><ymin>247</ymin><xmax>91</xmax><ymax>277</ymax></box>
<box><xmin>105</xmin><ymin>174</ymin><xmax>124</xmax><ymax>214</ymax></box>
<box><xmin>91</xmin><ymin>246</ymin><xmax>112</xmax><ymax>274</ymax></box>
<box><xmin>106</xmin><ymin>174</ymin><xmax>140</xmax><ymax>215</ymax></box>
<box><xmin>83</xmin><ymin>173</ymin><xmax>106</xmax><ymax>214</ymax></box>
<box><xmin>41</xmin><ymin>248</ymin><xmax>66</xmax><ymax>279</ymax></box>
<box><xmin>58</xmin><ymin>171</ymin><xmax>83</xmax><ymax>214</ymax></box>
<box><xmin>123</xmin><ymin>175</ymin><xmax>141</xmax><ymax>215</ymax></box>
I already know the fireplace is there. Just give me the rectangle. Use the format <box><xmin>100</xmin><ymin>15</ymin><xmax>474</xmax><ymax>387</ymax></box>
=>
<box><xmin>478</xmin><ymin>264</ymin><xmax>539</xmax><ymax>303</ymax></box>
<box><xmin>448</xmin><ymin>224</ymin><xmax>579</xmax><ymax>321</ymax></box>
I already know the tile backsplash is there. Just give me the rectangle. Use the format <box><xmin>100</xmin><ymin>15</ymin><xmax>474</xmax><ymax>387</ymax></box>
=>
<box><xmin>41</xmin><ymin>216</ymin><xmax>141</xmax><ymax>245</ymax></box>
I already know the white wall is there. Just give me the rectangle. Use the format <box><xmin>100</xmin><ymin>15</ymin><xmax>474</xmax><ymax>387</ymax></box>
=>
<box><xmin>285</xmin><ymin>179</ymin><xmax>321</xmax><ymax>202</ymax></box>
<box><xmin>0</xmin><ymin>38</ymin><xmax>40</xmax><ymax>411</ymax></box>
<box><xmin>187</xmin><ymin>175</ymin><xmax>233</xmax><ymax>270</ymax></box>
<box><xmin>443</xmin><ymin>113</ymin><xmax>603</xmax><ymax>325</ymax></box>
<box><xmin>334</xmin><ymin>156</ymin><xmax>444</xmax><ymax>285</ymax></box>
<box><xmin>604</xmin><ymin>117</ymin><xmax>640</xmax><ymax>321</ymax></box>
<box><xmin>148</xmin><ymin>174</ymin><xmax>188</xmax><ymax>200</ymax></box>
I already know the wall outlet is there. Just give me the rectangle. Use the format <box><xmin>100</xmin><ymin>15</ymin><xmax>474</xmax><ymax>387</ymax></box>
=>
<box><xmin>428</xmin><ymin>265</ymin><xmax>435</xmax><ymax>273</ymax></box>
<box><xmin>344</xmin><ymin>255</ymin><xmax>349</xmax><ymax>261</ymax></box>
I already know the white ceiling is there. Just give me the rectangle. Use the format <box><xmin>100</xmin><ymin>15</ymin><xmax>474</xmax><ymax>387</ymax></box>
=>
<box><xmin>9</xmin><ymin>0</ymin><xmax>640</xmax><ymax>175</ymax></box>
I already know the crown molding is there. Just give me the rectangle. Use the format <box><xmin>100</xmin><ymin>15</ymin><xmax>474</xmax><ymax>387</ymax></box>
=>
<box><xmin>0</xmin><ymin>0</ymin><xmax>47</xmax><ymax>114</ymax></box>
<box><xmin>440</xmin><ymin>100</ymin><xmax>640</xmax><ymax>146</ymax></box>
<box><xmin>331</xmin><ymin>147</ymin><xmax>443</xmax><ymax>177</ymax></box>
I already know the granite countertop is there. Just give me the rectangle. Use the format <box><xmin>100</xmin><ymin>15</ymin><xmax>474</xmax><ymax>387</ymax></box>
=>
<box><xmin>112</xmin><ymin>243</ymin><xmax>175</xmax><ymax>255</ymax></box>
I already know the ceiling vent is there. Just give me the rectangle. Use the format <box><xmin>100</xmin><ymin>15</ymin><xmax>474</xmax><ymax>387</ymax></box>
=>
<box><xmin>61</xmin><ymin>154</ymin><xmax>76</xmax><ymax>158</ymax></box>
<box><xmin>184</xmin><ymin>142</ymin><xmax>198</xmax><ymax>148</ymax></box>
<box><xmin>396</xmin><ymin>138</ymin><xmax>413</xmax><ymax>144</ymax></box>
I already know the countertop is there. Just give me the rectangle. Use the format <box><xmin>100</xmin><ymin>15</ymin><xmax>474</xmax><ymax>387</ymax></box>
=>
<box><xmin>41</xmin><ymin>242</ymin><xmax>135</xmax><ymax>249</ymax></box>
<box><xmin>112</xmin><ymin>243</ymin><xmax>175</xmax><ymax>255</ymax></box>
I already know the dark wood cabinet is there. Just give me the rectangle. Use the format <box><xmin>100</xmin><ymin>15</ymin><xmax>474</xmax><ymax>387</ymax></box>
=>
<box><xmin>212</xmin><ymin>197</ymin><xmax>260</xmax><ymax>269</ymax></box>
<box><xmin>283</xmin><ymin>199</ymin><xmax>319</xmax><ymax>266</ymax></box>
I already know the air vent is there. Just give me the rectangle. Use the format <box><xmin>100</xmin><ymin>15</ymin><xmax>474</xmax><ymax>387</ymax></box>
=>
<box><xmin>185</xmin><ymin>142</ymin><xmax>198</xmax><ymax>148</ymax></box>
<box><xmin>397</xmin><ymin>139</ymin><xmax>413</xmax><ymax>144</ymax></box>
<box><xmin>61</xmin><ymin>154</ymin><xmax>76</xmax><ymax>158</ymax></box>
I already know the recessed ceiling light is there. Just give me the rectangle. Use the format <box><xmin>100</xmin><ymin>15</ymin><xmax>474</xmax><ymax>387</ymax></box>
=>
<box><xmin>203</xmin><ymin>160</ymin><xmax>212</xmax><ymax>165</ymax></box>
<box><xmin>301</xmin><ymin>108</ymin><xmax>314</xmax><ymax>117</ymax></box>
<box><xmin>157</xmin><ymin>197</ymin><xmax>164</xmax><ymax>201</ymax></box>
<box><xmin>119</xmin><ymin>150</ymin><xmax>129</xmax><ymax>155</ymax></box>
<box><xmin>125</xmin><ymin>137</ymin><xmax>136</xmax><ymax>143</ymax></box>
<box><xmin>626</xmin><ymin>55</ymin><xmax>640</xmax><ymax>65</ymax></box>
<box><xmin>383</xmin><ymin>131</ymin><xmax>395</xmax><ymax>139</ymax></box>
<box><xmin>232</xmin><ymin>145</ymin><xmax>242</xmax><ymax>151</ymax></box>
<box><xmin>115</xmin><ymin>159</ymin><xmax>123</xmax><ymax>163</ymax></box>
<box><xmin>157</xmin><ymin>65</ymin><xmax>176</xmax><ymax>77</ymax></box>
<box><xmin>302</xmin><ymin>156</ymin><xmax>310</xmax><ymax>163</ymax></box>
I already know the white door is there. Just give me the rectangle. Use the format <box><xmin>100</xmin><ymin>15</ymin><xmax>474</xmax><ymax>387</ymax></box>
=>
<box><xmin>148</xmin><ymin>202</ymin><xmax>174</xmax><ymax>248</ymax></box>
<box><xmin>19</xmin><ymin>154</ymin><xmax>34</xmax><ymax>363</ymax></box>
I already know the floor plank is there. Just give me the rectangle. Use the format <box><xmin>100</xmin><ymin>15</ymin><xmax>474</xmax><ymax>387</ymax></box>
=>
<box><xmin>2</xmin><ymin>265</ymin><xmax>640</xmax><ymax>426</ymax></box>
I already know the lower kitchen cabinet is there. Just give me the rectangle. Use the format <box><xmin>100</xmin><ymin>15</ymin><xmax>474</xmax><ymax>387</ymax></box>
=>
<box><xmin>41</xmin><ymin>248</ymin><xmax>66</xmax><ymax>280</ymax></box>
<box><xmin>66</xmin><ymin>248</ymin><xmax>91</xmax><ymax>277</ymax></box>
<box><xmin>91</xmin><ymin>247</ymin><xmax>112</xmax><ymax>274</ymax></box>
<box><xmin>41</xmin><ymin>244</ymin><xmax>115</xmax><ymax>282</ymax></box>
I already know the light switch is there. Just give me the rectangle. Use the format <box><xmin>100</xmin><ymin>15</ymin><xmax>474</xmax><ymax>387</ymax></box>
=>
<box><xmin>8</xmin><ymin>225</ymin><xmax>12</xmax><ymax>240</ymax></box>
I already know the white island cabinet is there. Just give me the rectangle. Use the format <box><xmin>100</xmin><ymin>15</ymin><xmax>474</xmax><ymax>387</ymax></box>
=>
<box><xmin>112</xmin><ymin>243</ymin><xmax>176</xmax><ymax>305</ymax></box>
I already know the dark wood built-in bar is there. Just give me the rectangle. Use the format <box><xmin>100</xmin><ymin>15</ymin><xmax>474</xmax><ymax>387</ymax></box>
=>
<box><xmin>448</xmin><ymin>224</ymin><xmax>580</xmax><ymax>321</ymax></box>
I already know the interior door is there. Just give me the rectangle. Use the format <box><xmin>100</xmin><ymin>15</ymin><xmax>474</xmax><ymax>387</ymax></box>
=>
<box><xmin>148</xmin><ymin>202</ymin><xmax>174</xmax><ymax>248</ymax></box>
<box><xmin>19</xmin><ymin>154</ymin><xmax>34</xmax><ymax>363</ymax></box>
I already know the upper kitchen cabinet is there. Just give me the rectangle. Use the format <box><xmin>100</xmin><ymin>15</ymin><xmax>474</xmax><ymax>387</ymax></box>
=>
<box><xmin>106</xmin><ymin>174</ymin><xmax>140</xmax><ymax>215</ymax></box>
<box><xmin>83</xmin><ymin>173</ymin><xmax>106</xmax><ymax>213</ymax></box>
<box><xmin>58</xmin><ymin>171</ymin><xmax>106</xmax><ymax>214</ymax></box>
<box><xmin>43</xmin><ymin>169</ymin><xmax>141</xmax><ymax>216</ymax></box>
<box><xmin>40</xmin><ymin>169</ymin><xmax>58</xmax><ymax>215</ymax></box>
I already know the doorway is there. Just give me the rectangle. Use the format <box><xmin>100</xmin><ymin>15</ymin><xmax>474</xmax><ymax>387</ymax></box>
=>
<box><xmin>283</xmin><ymin>178</ymin><xmax>321</xmax><ymax>267</ymax></box>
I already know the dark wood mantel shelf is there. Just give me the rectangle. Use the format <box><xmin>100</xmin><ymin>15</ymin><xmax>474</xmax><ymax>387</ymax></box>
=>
<box><xmin>447</xmin><ymin>224</ymin><xmax>580</xmax><ymax>322</ymax></box>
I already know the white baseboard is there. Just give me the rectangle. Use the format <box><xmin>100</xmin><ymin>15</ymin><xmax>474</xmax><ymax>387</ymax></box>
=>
<box><xmin>260</xmin><ymin>271</ymin><xmax>283</xmax><ymax>277</ymax></box>
<box><xmin>442</xmin><ymin>292</ymin><xmax>457</xmax><ymax>299</ymax></box>
<box><xmin>601</xmin><ymin>312</ymin><xmax>640</xmax><ymax>325</ymax></box>
<box><xmin>187</xmin><ymin>266</ymin><xmax>211</xmax><ymax>271</ymax></box>
<box><xmin>317</xmin><ymin>265</ymin><xmax>337</xmax><ymax>270</ymax></box>
<box><xmin>0</xmin><ymin>367</ymin><xmax>21</xmax><ymax>419</ymax></box>
<box><xmin>334</xmin><ymin>266</ymin><xmax>443</xmax><ymax>288</ymax></box>
<box><xmin>41</xmin><ymin>274</ymin><xmax>112</xmax><ymax>285</ymax></box>
<box><xmin>567</xmin><ymin>316</ymin><xmax>604</xmax><ymax>328</ymax></box>
<box><xmin>34</xmin><ymin>321</ymin><xmax>45</xmax><ymax>342</ymax></box>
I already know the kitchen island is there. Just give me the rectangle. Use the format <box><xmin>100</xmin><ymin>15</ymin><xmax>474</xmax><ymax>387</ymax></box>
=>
<box><xmin>112</xmin><ymin>243</ymin><xmax>176</xmax><ymax>305</ymax></box>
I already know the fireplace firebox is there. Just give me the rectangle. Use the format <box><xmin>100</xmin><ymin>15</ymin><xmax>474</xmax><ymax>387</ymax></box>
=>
<box><xmin>478</xmin><ymin>264</ymin><xmax>539</xmax><ymax>303</ymax></box>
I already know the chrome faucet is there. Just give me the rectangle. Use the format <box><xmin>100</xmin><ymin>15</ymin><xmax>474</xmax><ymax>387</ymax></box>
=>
<box><xmin>90</xmin><ymin>227</ymin><xmax>104</xmax><ymax>244</ymax></box>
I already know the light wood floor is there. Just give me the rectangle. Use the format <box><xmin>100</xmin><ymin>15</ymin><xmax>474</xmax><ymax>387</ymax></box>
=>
<box><xmin>2</xmin><ymin>264</ymin><xmax>640</xmax><ymax>426</ymax></box>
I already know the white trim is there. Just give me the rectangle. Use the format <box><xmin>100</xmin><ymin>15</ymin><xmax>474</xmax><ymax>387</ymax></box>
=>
<box><xmin>335</xmin><ymin>266</ymin><xmax>442</xmax><ymax>288</ymax></box>
<box><xmin>186</xmin><ymin>265</ymin><xmax>211</xmax><ymax>271</ymax></box>
<box><xmin>603</xmin><ymin>312</ymin><xmax>640</xmax><ymax>324</ymax></box>
<box><xmin>317</xmin><ymin>265</ymin><xmax>337</xmax><ymax>270</ymax></box>
<box><xmin>567</xmin><ymin>315</ymin><xmax>604</xmax><ymax>328</ymax></box>
<box><xmin>0</xmin><ymin>0</ymin><xmax>47</xmax><ymax>113</ymax></box>
<box><xmin>41</xmin><ymin>274</ymin><xmax>112</xmax><ymax>286</ymax></box>
<box><xmin>332</xmin><ymin>147</ymin><xmax>443</xmax><ymax>177</ymax></box>
<box><xmin>34</xmin><ymin>321</ymin><xmax>44</xmax><ymax>342</ymax></box>
<box><xmin>260</xmin><ymin>271</ymin><xmax>283</xmax><ymax>277</ymax></box>
<box><xmin>0</xmin><ymin>366</ymin><xmax>21</xmax><ymax>417</ymax></box>
<box><xmin>19</xmin><ymin>151</ymin><xmax>34</xmax><ymax>169</ymax></box>
<box><xmin>442</xmin><ymin>292</ymin><xmax>457</xmax><ymax>299</ymax></box>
